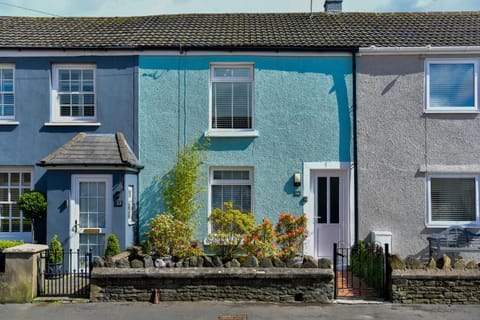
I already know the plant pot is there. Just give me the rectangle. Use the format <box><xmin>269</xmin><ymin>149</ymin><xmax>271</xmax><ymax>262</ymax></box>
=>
<box><xmin>46</xmin><ymin>262</ymin><xmax>63</xmax><ymax>279</ymax></box>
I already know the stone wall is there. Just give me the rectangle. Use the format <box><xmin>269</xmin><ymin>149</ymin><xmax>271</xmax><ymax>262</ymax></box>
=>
<box><xmin>0</xmin><ymin>244</ymin><xmax>48</xmax><ymax>303</ymax></box>
<box><xmin>90</xmin><ymin>268</ymin><xmax>334</xmax><ymax>303</ymax></box>
<box><xmin>392</xmin><ymin>270</ymin><xmax>480</xmax><ymax>304</ymax></box>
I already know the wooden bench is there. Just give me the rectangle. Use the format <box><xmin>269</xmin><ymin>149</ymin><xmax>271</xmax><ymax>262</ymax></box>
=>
<box><xmin>428</xmin><ymin>226</ymin><xmax>480</xmax><ymax>258</ymax></box>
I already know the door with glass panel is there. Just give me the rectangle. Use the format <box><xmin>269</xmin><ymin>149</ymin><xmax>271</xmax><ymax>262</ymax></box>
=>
<box><xmin>313</xmin><ymin>171</ymin><xmax>348</xmax><ymax>260</ymax></box>
<box><xmin>70</xmin><ymin>175</ymin><xmax>111</xmax><ymax>269</ymax></box>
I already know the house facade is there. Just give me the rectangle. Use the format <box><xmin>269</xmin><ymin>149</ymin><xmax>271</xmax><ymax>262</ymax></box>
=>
<box><xmin>1</xmin><ymin>6</ymin><xmax>480</xmax><ymax>260</ymax></box>
<box><xmin>138</xmin><ymin>53</ymin><xmax>355</xmax><ymax>259</ymax></box>
<box><xmin>0</xmin><ymin>48</ymin><xmax>140</xmax><ymax>256</ymax></box>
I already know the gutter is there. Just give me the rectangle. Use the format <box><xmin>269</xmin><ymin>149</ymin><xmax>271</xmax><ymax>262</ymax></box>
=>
<box><xmin>359</xmin><ymin>45</ymin><xmax>480</xmax><ymax>55</ymax></box>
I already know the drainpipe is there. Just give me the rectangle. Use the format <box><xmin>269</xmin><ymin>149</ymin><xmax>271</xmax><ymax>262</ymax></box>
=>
<box><xmin>351</xmin><ymin>49</ymin><xmax>359</xmax><ymax>245</ymax></box>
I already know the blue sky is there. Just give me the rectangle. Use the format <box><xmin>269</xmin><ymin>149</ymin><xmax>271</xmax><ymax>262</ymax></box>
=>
<box><xmin>0</xmin><ymin>0</ymin><xmax>479</xmax><ymax>17</ymax></box>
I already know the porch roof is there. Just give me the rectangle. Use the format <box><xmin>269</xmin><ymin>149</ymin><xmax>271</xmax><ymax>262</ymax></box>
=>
<box><xmin>38</xmin><ymin>132</ymin><xmax>142</xmax><ymax>170</ymax></box>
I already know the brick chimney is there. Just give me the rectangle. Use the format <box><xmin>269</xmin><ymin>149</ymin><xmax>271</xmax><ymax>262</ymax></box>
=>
<box><xmin>324</xmin><ymin>0</ymin><xmax>343</xmax><ymax>13</ymax></box>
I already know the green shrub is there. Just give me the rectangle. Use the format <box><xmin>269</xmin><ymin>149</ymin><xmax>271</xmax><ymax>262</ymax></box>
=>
<box><xmin>0</xmin><ymin>240</ymin><xmax>24</xmax><ymax>250</ymax></box>
<box><xmin>160</xmin><ymin>142</ymin><xmax>206</xmax><ymax>225</ymax></box>
<box><xmin>145</xmin><ymin>213</ymin><xmax>201</xmax><ymax>259</ymax></box>
<box><xmin>208</xmin><ymin>202</ymin><xmax>255</xmax><ymax>259</ymax></box>
<box><xmin>349</xmin><ymin>240</ymin><xmax>385</xmax><ymax>293</ymax></box>
<box><xmin>48</xmin><ymin>235</ymin><xmax>63</xmax><ymax>264</ymax></box>
<box><xmin>104</xmin><ymin>234</ymin><xmax>120</xmax><ymax>258</ymax></box>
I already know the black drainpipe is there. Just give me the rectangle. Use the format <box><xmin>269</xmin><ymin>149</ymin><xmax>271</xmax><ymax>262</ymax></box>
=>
<box><xmin>351</xmin><ymin>48</ymin><xmax>359</xmax><ymax>245</ymax></box>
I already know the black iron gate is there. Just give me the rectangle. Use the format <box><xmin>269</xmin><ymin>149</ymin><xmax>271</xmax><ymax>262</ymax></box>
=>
<box><xmin>333</xmin><ymin>242</ymin><xmax>391</xmax><ymax>300</ymax></box>
<box><xmin>37</xmin><ymin>249</ymin><xmax>93</xmax><ymax>297</ymax></box>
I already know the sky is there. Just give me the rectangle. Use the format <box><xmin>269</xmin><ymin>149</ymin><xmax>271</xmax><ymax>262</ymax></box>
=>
<box><xmin>0</xmin><ymin>0</ymin><xmax>479</xmax><ymax>17</ymax></box>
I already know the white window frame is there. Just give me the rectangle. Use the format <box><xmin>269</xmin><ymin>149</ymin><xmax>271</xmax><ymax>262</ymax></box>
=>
<box><xmin>426</xmin><ymin>174</ymin><xmax>480</xmax><ymax>227</ymax></box>
<box><xmin>127</xmin><ymin>185</ymin><xmax>135</xmax><ymax>226</ymax></box>
<box><xmin>206</xmin><ymin>63</ymin><xmax>258</xmax><ymax>138</ymax></box>
<box><xmin>0</xmin><ymin>64</ymin><xmax>16</xmax><ymax>123</ymax></box>
<box><xmin>425</xmin><ymin>59</ymin><xmax>479</xmax><ymax>113</ymax></box>
<box><xmin>207</xmin><ymin>167</ymin><xmax>254</xmax><ymax>234</ymax></box>
<box><xmin>50</xmin><ymin>64</ymin><xmax>97</xmax><ymax>124</ymax></box>
<box><xmin>0</xmin><ymin>168</ymin><xmax>33</xmax><ymax>241</ymax></box>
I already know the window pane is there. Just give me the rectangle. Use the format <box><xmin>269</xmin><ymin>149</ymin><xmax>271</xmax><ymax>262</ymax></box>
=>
<box><xmin>0</xmin><ymin>189</ymin><xmax>8</xmax><ymax>201</ymax></box>
<box><xmin>213</xmin><ymin>170</ymin><xmax>249</xmax><ymax>180</ymax></box>
<box><xmin>330</xmin><ymin>177</ymin><xmax>340</xmax><ymax>224</ymax></box>
<box><xmin>22</xmin><ymin>173</ymin><xmax>31</xmax><ymax>186</ymax></box>
<box><xmin>2</xmin><ymin>68</ymin><xmax>13</xmax><ymax>80</ymax></box>
<box><xmin>70</xmin><ymin>70</ymin><xmax>81</xmax><ymax>80</ymax></box>
<box><xmin>10</xmin><ymin>173</ymin><xmax>19</xmax><ymax>186</ymax></box>
<box><xmin>0</xmin><ymin>219</ymin><xmax>9</xmax><ymax>232</ymax></box>
<box><xmin>2</xmin><ymin>81</ymin><xmax>13</xmax><ymax>92</ymax></box>
<box><xmin>11</xmin><ymin>219</ymin><xmax>20</xmax><ymax>232</ymax></box>
<box><xmin>82</xmin><ymin>69</ymin><xmax>93</xmax><ymax>80</ymax></box>
<box><xmin>59</xmin><ymin>81</ymin><xmax>70</xmax><ymax>92</ymax></box>
<box><xmin>4</xmin><ymin>106</ymin><xmax>14</xmax><ymax>116</ymax></box>
<box><xmin>11</xmin><ymin>204</ymin><xmax>20</xmax><ymax>217</ymax></box>
<box><xmin>317</xmin><ymin>177</ymin><xmax>327</xmax><ymax>224</ymax></box>
<box><xmin>429</xmin><ymin>63</ymin><xmax>475</xmax><ymax>108</ymax></box>
<box><xmin>0</xmin><ymin>204</ymin><xmax>9</xmax><ymax>217</ymax></box>
<box><xmin>59</xmin><ymin>70</ymin><xmax>70</xmax><ymax>81</ymax></box>
<box><xmin>431</xmin><ymin>178</ymin><xmax>476</xmax><ymax>222</ymax></box>
<box><xmin>0</xmin><ymin>173</ymin><xmax>7</xmax><ymax>186</ymax></box>
<box><xmin>23</xmin><ymin>219</ymin><xmax>32</xmax><ymax>232</ymax></box>
<box><xmin>212</xmin><ymin>81</ymin><xmax>252</xmax><ymax>129</ymax></box>
<box><xmin>211</xmin><ymin>185</ymin><xmax>251</xmax><ymax>213</ymax></box>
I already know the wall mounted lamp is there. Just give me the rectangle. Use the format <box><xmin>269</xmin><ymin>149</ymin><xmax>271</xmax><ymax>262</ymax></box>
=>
<box><xmin>293</xmin><ymin>172</ymin><xmax>301</xmax><ymax>187</ymax></box>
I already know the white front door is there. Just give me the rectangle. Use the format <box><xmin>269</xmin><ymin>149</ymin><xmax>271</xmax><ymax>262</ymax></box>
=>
<box><xmin>313</xmin><ymin>171</ymin><xmax>348</xmax><ymax>260</ymax></box>
<box><xmin>70</xmin><ymin>175</ymin><xmax>112</xmax><ymax>268</ymax></box>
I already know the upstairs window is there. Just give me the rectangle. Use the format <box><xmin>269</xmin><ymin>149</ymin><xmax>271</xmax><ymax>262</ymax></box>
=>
<box><xmin>210</xmin><ymin>65</ymin><xmax>254</xmax><ymax>130</ymax></box>
<box><xmin>0</xmin><ymin>65</ymin><xmax>14</xmax><ymax>120</ymax></box>
<box><xmin>426</xmin><ymin>60</ymin><xmax>478</xmax><ymax>112</ymax></box>
<box><xmin>52</xmin><ymin>64</ymin><xmax>96</xmax><ymax>123</ymax></box>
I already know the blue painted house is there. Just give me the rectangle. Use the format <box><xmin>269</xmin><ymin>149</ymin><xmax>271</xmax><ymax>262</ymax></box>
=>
<box><xmin>0</xmin><ymin>26</ymin><xmax>140</xmax><ymax>256</ymax></box>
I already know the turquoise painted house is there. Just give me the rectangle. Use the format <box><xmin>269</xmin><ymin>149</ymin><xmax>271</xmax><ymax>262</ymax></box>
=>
<box><xmin>138</xmin><ymin>54</ymin><xmax>355</xmax><ymax>259</ymax></box>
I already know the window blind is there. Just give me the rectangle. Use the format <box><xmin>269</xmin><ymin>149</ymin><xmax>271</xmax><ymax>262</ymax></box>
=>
<box><xmin>431</xmin><ymin>178</ymin><xmax>476</xmax><ymax>222</ymax></box>
<box><xmin>429</xmin><ymin>63</ymin><xmax>475</xmax><ymax>108</ymax></box>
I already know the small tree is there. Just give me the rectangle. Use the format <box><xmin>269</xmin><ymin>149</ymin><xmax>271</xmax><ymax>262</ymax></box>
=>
<box><xmin>159</xmin><ymin>142</ymin><xmax>206</xmax><ymax>225</ymax></box>
<box><xmin>104</xmin><ymin>234</ymin><xmax>120</xmax><ymax>258</ymax></box>
<box><xmin>208</xmin><ymin>202</ymin><xmax>255</xmax><ymax>260</ymax></box>
<box><xmin>275</xmin><ymin>213</ymin><xmax>307</xmax><ymax>260</ymax></box>
<box><xmin>48</xmin><ymin>234</ymin><xmax>63</xmax><ymax>264</ymax></box>
<box><xmin>17</xmin><ymin>191</ymin><xmax>47</xmax><ymax>243</ymax></box>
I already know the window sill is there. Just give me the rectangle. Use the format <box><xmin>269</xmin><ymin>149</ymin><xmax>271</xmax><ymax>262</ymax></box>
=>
<box><xmin>424</xmin><ymin>109</ymin><xmax>480</xmax><ymax>114</ymax></box>
<box><xmin>426</xmin><ymin>223</ymin><xmax>480</xmax><ymax>229</ymax></box>
<box><xmin>204</xmin><ymin>130</ymin><xmax>259</xmax><ymax>138</ymax></box>
<box><xmin>0</xmin><ymin>120</ymin><xmax>19</xmax><ymax>126</ymax></box>
<box><xmin>44</xmin><ymin>122</ymin><xmax>101</xmax><ymax>127</ymax></box>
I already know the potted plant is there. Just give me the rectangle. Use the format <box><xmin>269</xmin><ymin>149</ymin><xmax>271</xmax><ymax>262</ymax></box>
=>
<box><xmin>47</xmin><ymin>234</ymin><xmax>63</xmax><ymax>278</ymax></box>
<box><xmin>17</xmin><ymin>191</ymin><xmax>47</xmax><ymax>243</ymax></box>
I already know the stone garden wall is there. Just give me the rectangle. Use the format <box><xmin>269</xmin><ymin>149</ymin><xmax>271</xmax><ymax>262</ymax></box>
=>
<box><xmin>90</xmin><ymin>268</ymin><xmax>334</xmax><ymax>303</ymax></box>
<box><xmin>391</xmin><ymin>270</ymin><xmax>480</xmax><ymax>304</ymax></box>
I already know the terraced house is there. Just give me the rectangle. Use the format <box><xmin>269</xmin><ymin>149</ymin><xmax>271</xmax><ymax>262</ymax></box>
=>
<box><xmin>1</xmin><ymin>0</ymin><xmax>479</xmax><ymax>261</ymax></box>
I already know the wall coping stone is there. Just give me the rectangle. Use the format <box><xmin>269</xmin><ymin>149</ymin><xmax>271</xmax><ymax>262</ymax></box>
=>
<box><xmin>2</xmin><ymin>244</ymin><xmax>48</xmax><ymax>254</ymax></box>
<box><xmin>92</xmin><ymin>267</ymin><xmax>333</xmax><ymax>280</ymax></box>
<box><xmin>393</xmin><ymin>269</ymin><xmax>480</xmax><ymax>280</ymax></box>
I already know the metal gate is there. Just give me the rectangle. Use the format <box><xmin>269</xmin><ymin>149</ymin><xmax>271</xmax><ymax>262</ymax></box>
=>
<box><xmin>37</xmin><ymin>249</ymin><xmax>93</xmax><ymax>297</ymax></box>
<box><xmin>333</xmin><ymin>242</ymin><xmax>391</xmax><ymax>300</ymax></box>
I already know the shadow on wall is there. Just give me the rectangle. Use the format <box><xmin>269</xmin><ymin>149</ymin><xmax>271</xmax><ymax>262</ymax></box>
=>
<box><xmin>138</xmin><ymin>178</ymin><xmax>163</xmax><ymax>240</ymax></box>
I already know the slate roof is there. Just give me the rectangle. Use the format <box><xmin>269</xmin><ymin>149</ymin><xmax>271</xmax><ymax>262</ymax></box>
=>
<box><xmin>0</xmin><ymin>12</ymin><xmax>479</xmax><ymax>50</ymax></box>
<box><xmin>38</xmin><ymin>132</ymin><xmax>142</xmax><ymax>170</ymax></box>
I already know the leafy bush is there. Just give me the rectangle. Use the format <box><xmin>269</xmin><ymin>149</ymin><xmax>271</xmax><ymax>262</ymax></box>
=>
<box><xmin>350</xmin><ymin>240</ymin><xmax>385</xmax><ymax>292</ymax></box>
<box><xmin>244</xmin><ymin>218</ymin><xmax>276</xmax><ymax>260</ymax></box>
<box><xmin>48</xmin><ymin>235</ymin><xmax>63</xmax><ymax>264</ymax></box>
<box><xmin>275</xmin><ymin>213</ymin><xmax>307</xmax><ymax>259</ymax></box>
<box><xmin>104</xmin><ymin>234</ymin><xmax>120</xmax><ymax>258</ymax></box>
<box><xmin>208</xmin><ymin>202</ymin><xmax>255</xmax><ymax>259</ymax></box>
<box><xmin>17</xmin><ymin>191</ymin><xmax>47</xmax><ymax>220</ymax></box>
<box><xmin>0</xmin><ymin>240</ymin><xmax>24</xmax><ymax>250</ymax></box>
<box><xmin>160</xmin><ymin>142</ymin><xmax>206</xmax><ymax>224</ymax></box>
<box><xmin>145</xmin><ymin>213</ymin><xmax>201</xmax><ymax>259</ymax></box>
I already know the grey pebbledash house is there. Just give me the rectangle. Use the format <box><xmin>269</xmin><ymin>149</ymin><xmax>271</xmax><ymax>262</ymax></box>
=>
<box><xmin>0</xmin><ymin>0</ymin><xmax>480</xmax><ymax>261</ymax></box>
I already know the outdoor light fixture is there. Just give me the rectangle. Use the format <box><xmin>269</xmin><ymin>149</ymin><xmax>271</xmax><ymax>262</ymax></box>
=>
<box><xmin>293</xmin><ymin>172</ymin><xmax>301</xmax><ymax>187</ymax></box>
<box><xmin>114</xmin><ymin>191</ymin><xmax>123</xmax><ymax>207</ymax></box>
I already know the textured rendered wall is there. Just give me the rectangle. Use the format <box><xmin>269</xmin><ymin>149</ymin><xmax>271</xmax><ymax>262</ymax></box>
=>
<box><xmin>138</xmin><ymin>55</ymin><xmax>353</xmax><ymax>240</ymax></box>
<box><xmin>357</xmin><ymin>54</ymin><xmax>480</xmax><ymax>257</ymax></box>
